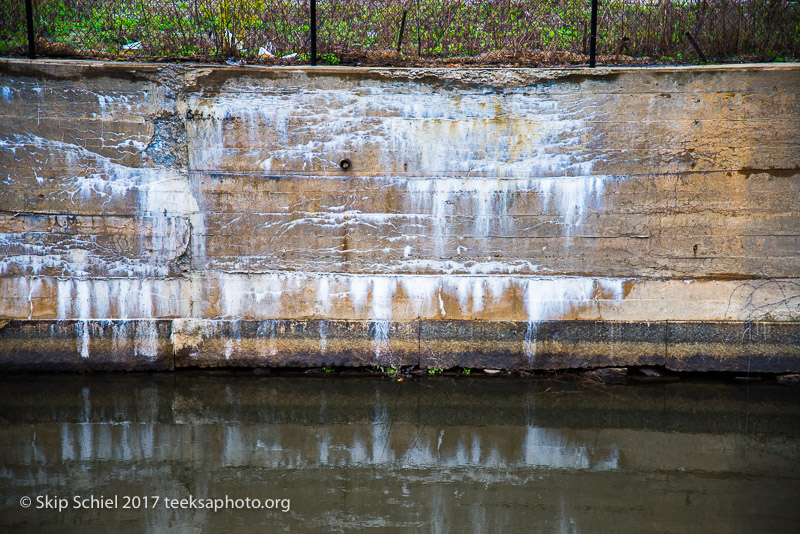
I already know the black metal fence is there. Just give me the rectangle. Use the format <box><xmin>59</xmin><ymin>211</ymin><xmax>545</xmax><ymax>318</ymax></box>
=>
<box><xmin>2</xmin><ymin>1</ymin><xmax>799</xmax><ymax>66</ymax></box>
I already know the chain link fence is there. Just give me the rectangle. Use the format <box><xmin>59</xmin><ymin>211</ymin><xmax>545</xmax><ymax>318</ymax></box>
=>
<box><xmin>2</xmin><ymin>1</ymin><xmax>799</xmax><ymax>65</ymax></box>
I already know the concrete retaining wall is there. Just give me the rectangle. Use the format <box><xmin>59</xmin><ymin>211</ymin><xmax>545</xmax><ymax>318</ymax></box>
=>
<box><xmin>1</xmin><ymin>59</ymin><xmax>799</xmax><ymax>371</ymax></box>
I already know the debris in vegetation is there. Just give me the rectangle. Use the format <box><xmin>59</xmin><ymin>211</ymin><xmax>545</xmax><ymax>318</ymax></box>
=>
<box><xmin>582</xmin><ymin>367</ymin><xmax>627</xmax><ymax>385</ymax></box>
<box><xmin>342</xmin><ymin>48</ymin><xmax>654</xmax><ymax>68</ymax></box>
<box><xmin>629</xmin><ymin>367</ymin><xmax>680</xmax><ymax>383</ymax></box>
<box><xmin>733</xmin><ymin>375</ymin><xmax>763</xmax><ymax>383</ymax></box>
<box><xmin>777</xmin><ymin>374</ymin><xmax>800</xmax><ymax>386</ymax></box>
<box><xmin>639</xmin><ymin>367</ymin><xmax>662</xmax><ymax>378</ymax></box>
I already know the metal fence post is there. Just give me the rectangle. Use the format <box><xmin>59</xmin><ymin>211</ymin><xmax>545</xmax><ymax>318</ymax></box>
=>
<box><xmin>25</xmin><ymin>0</ymin><xmax>36</xmax><ymax>59</ymax></box>
<box><xmin>589</xmin><ymin>0</ymin><xmax>598</xmax><ymax>67</ymax></box>
<box><xmin>589</xmin><ymin>0</ymin><xmax>597</xmax><ymax>68</ymax></box>
<box><xmin>397</xmin><ymin>10</ymin><xmax>407</xmax><ymax>53</ymax></box>
<box><xmin>685</xmin><ymin>32</ymin><xmax>707</xmax><ymax>61</ymax></box>
<box><xmin>310</xmin><ymin>0</ymin><xmax>317</xmax><ymax>65</ymax></box>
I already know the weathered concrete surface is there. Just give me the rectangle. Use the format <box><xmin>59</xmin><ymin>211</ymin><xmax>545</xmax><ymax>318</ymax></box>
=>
<box><xmin>1</xmin><ymin>59</ymin><xmax>799</xmax><ymax>371</ymax></box>
<box><xmin>420</xmin><ymin>320</ymin><xmax>667</xmax><ymax>370</ymax></box>
<box><xmin>172</xmin><ymin>319</ymin><xmax>419</xmax><ymax>368</ymax></box>
<box><xmin>0</xmin><ymin>320</ymin><xmax>173</xmax><ymax>371</ymax></box>
<box><xmin>666</xmin><ymin>321</ymin><xmax>800</xmax><ymax>372</ymax></box>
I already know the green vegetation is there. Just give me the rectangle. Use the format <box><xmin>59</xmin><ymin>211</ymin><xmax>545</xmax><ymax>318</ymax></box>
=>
<box><xmin>427</xmin><ymin>368</ymin><xmax>443</xmax><ymax>375</ymax></box>
<box><xmin>378</xmin><ymin>365</ymin><xmax>400</xmax><ymax>378</ymax></box>
<box><xmin>0</xmin><ymin>1</ymin><xmax>797</xmax><ymax>62</ymax></box>
<box><xmin>203</xmin><ymin>0</ymin><xmax>265</xmax><ymax>57</ymax></box>
<box><xmin>320</xmin><ymin>53</ymin><xmax>340</xmax><ymax>65</ymax></box>
<box><xmin>0</xmin><ymin>1</ymin><xmax>25</xmax><ymax>53</ymax></box>
<box><xmin>322</xmin><ymin>366</ymin><xmax>334</xmax><ymax>374</ymax></box>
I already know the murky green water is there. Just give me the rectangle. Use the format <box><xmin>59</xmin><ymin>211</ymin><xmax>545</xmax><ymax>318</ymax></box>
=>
<box><xmin>1</xmin><ymin>373</ymin><xmax>799</xmax><ymax>533</ymax></box>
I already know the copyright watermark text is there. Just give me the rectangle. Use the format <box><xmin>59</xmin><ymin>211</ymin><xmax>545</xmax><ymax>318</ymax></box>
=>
<box><xmin>20</xmin><ymin>494</ymin><xmax>290</xmax><ymax>513</ymax></box>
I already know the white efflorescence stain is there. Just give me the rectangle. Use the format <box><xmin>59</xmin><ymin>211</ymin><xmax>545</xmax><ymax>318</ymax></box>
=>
<box><xmin>4</xmin><ymin>71</ymin><xmax>800</xmax><ymax>371</ymax></box>
<box><xmin>0</xmin><ymin>133</ymin><xmax>206</xmax><ymax>279</ymax></box>
<box><xmin>522</xmin><ymin>278</ymin><xmax>624</xmax><ymax>360</ymax></box>
<box><xmin>1</xmin><ymin>123</ymin><xmax>203</xmax><ymax>360</ymax></box>
<box><xmin>33</xmin><ymin>270</ymin><xmax>631</xmax><ymax>360</ymax></box>
<box><xmin>176</xmin><ymin>82</ymin><xmax>623</xmax><ymax>357</ymax></box>
<box><xmin>0</xmin><ymin>78</ymin><xmax>648</xmax><ymax>362</ymax></box>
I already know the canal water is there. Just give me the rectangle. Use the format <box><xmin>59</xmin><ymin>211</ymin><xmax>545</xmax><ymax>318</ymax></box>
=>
<box><xmin>1</xmin><ymin>373</ymin><xmax>799</xmax><ymax>533</ymax></box>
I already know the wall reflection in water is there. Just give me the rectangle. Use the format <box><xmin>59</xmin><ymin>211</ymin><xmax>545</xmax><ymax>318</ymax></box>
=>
<box><xmin>1</xmin><ymin>374</ymin><xmax>799</xmax><ymax>533</ymax></box>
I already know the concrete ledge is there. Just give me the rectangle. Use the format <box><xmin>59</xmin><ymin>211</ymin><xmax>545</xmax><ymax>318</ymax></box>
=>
<box><xmin>173</xmin><ymin>319</ymin><xmax>418</xmax><ymax>368</ymax></box>
<box><xmin>1</xmin><ymin>319</ymin><xmax>798</xmax><ymax>373</ymax></box>
<box><xmin>0</xmin><ymin>320</ymin><xmax>174</xmax><ymax>371</ymax></box>
<box><xmin>666</xmin><ymin>321</ymin><xmax>800</xmax><ymax>373</ymax></box>
<box><xmin>420</xmin><ymin>320</ymin><xmax>666</xmax><ymax>370</ymax></box>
